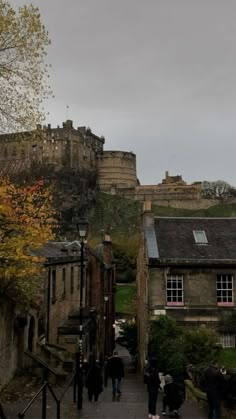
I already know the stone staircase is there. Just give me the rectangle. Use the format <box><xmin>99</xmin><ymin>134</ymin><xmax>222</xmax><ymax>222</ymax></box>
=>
<box><xmin>25</xmin><ymin>342</ymin><xmax>75</xmax><ymax>386</ymax></box>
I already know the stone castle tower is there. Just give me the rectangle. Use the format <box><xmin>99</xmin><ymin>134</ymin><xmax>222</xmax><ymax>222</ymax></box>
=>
<box><xmin>0</xmin><ymin>120</ymin><xmax>138</xmax><ymax>191</ymax></box>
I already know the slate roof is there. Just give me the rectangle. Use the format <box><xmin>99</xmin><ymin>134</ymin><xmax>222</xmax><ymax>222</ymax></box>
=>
<box><xmin>146</xmin><ymin>217</ymin><xmax>236</xmax><ymax>265</ymax></box>
<box><xmin>31</xmin><ymin>241</ymin><xmax>81</xmax><ymax>264</ymax></box>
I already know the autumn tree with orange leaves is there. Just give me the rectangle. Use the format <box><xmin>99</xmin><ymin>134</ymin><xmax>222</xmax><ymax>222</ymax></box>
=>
<box><xmin>0</xmin><ymin>178</ymin><xmax>56</xmax><ymax>306</ymax></box>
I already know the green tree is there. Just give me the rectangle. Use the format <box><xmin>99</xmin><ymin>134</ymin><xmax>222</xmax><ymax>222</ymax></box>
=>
<box><xmin>182</xmin><ymin>328</ymin><xmax>221</xmax><ymax>365</ymax></box>
<box><xmin>148</xmin><ymin>316</ymin><xmax>185</xmax><ymax>379</ymax></box>
<box><xmin>0</xmin><ymin>0</ymin><xmax>51</xmax><ymax>133</ymax></box>
<box><xmin>148</xmin><ymin>316</ymin><xmax>223</xmax><ymax>379</ymax></box>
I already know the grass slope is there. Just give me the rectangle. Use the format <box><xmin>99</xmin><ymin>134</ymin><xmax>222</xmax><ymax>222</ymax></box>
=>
<box><xmin>115</xmin><ymin>283</ymin><xmax>136</xmax><ymax>314</ymax></box>
<box><xmin>90</xmin><ymin>193</ymin><xmax>236</xmax><ymax>241</ymax></box>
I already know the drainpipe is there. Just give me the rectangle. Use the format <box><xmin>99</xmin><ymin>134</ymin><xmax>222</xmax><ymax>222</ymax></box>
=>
<box><xmin>46</xmin><ymin>267</ymin><xmax>51</xmax><ymax>342</ymax></box>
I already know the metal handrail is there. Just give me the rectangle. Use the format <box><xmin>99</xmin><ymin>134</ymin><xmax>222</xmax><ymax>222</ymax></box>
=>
<box><xmin>18</xmin><ymin>370</ymin><xmax>77</xmax><ymax>419</ymax></box>
<box><xmin>0</xmin><ymin>402</ymin><xmax>6</xmax><ymax>419</ymax></box>
<box><xmin>18</xmin><ymin>382</ymin><xmax>47</xmax><ymax>419</ymax></box>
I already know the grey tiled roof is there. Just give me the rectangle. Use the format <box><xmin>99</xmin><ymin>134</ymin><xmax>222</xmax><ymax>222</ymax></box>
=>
<box><xmin>31</xmin><ymin>241</ymin><xmax>80</xmax><ymax>258</ymax></box>
<box><xmin>146</xmin><ymin>217</ymin><xmax>236</xmax><ymax>264</ymax></box>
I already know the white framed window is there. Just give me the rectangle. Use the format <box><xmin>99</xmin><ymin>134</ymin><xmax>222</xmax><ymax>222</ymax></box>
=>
<box><xmin>193</xmin><ymin>230</ymin><xmax>208</xmax><ymax>244</ymax></box>
<box><xmin>220</xmin><ymin>333</ymin><xmax>235</xmax><ymax>348</ymax></box>
<box><xmin>217</xmin><ymin>274</ymin><xmax>234</xmax><ymax>305</ymax></box>
<box><xmin>166</xmin><ymin>275</ymin><xmax>184</xmax><ymax>305</ymax></box>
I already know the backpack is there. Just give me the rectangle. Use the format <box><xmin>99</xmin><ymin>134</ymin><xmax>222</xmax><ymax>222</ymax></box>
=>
<box><xmin>144</xmin><ymin>367</ymin><xmax>158</xmax><ymax>386</ymax></box>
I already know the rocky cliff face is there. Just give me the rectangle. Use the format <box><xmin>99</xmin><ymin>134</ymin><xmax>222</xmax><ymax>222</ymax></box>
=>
<box><xmin>10</xmin><ymin>163</ymin><xmax>98</xmax><ymax>239</ymax></box>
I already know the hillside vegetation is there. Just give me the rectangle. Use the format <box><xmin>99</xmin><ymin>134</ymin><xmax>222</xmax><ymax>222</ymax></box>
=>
<box><xmin>90</xmin><ymin>192</ymin><xmax>236</xmax><ymax>240</ymax></box>
<box><xmin>88</xmin><ymin>193</ymin><xmax>236</xmax><ymax>280</ymax></box>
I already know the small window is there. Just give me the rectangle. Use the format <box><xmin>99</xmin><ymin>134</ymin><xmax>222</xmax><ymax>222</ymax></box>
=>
<box><xmin>166</xmin><ymin>275</ymin><xmax>184</xmax><ymax>305</ymax></box>
<box><xmin>51</xmin><ymin>270</ymin><xmax>56</xmax><ymax>303</ymax></box>
<box><xmin>217</xmin><ymin>274</ymin><xmax>234</xmax><ymax>305</ymax></box>
<box><xmin>220</xmin><ymin>333</ymin><xmax>235</xmax><ymax>348</ymax></box>
<box><xmin>193</xmin><ymin>230</ymin><xmax>208</xmax><ymax>244</ymax></box>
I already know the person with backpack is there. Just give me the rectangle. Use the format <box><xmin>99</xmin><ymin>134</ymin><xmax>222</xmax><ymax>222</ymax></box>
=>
<box><xmin>201</xmin><ymin>360</ymin><xmax>225</xmax><ymax>419</ymax></box>
<box><xmin>144</xmin><ymin>358</ymin><xmax>161</xmax><ymax>419</ymax></box>
<box><xmin>161</xmin><ymin>374</ymin><xmax>183</xmax><ymax>418</ymax></box>
<box><xmin>107</xmin><ymin>350</ymin><xmax>124</xmax><ymax>399</ymax></box>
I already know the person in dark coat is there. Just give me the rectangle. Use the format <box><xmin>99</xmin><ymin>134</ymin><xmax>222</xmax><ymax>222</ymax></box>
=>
<box><xmin>144</xmin><ymin>358</ymin><xmax>161</xmax><ymax>419</ymax></box>
<box><xmin>202</xmin><ymin>360</ymin><xmax>225</xmax><ymax>419</ymax></box>
<box><xmin>85</xmin><ymin>358</ymin><xmax>103</xmax><ymax>402</ymax></box>
<box><xmin>107</xmin><ymin>350</ymin><xmax>124</xmax><ymax>398</ymax></box>
<box><xmin>161</xmin><ymin>375</ymin><xmax>183</xmax><ymax>418</ymax></box>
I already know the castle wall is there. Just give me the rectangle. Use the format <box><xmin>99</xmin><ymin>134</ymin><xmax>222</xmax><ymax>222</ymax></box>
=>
<box><xmin>0</xmin><ymin>121</ymin><xmax>231</xmax><ymax>210</ymax></box>
<box><xmin>97</xmin><ymin>150</ymin><xmax>137</xmax><ymax>190</ymax></box>
<box><xmin>109</xmin><ymin>184</ymin><xmax>221</xmax><ymax>209</ymax></box>
<box><xmin>0</xmin><ymin>120</ymin><xmax>104</xmax><ymax>176</ymax></box>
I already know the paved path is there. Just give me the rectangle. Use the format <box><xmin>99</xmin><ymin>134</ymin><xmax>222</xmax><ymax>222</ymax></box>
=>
<box><xmin>1</xmin><ymin>346</ymin><xmax>208</xmax><ymax>418</ymax></box>
<box><xmin>77</xmin><ymin>346</ymin><xmax>208</xmax><ymax>419</ymax></box>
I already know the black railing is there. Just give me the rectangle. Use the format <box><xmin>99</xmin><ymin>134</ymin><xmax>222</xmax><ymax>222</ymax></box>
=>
<box><xmin>18</xmin><ymin>370</ymin><xmax>77</xmax><ymax>419</ymax></box>
<box><xmin>0</xmin><ymin>402</ymin><xmax>6</xmax><ymax>419</ymax></box>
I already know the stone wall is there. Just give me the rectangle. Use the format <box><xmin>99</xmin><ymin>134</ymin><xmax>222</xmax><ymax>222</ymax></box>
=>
<box><xmin>97</xmin><ymin>150</ymin><xmax>137</xmax><ymax>191</ymax></box>
<box><xmin>0</xmin><ymin>120</ymin><xmax>104</xmax><ymax>176</ymax></box>
<box><xmin>48</xmin><ymin>262</ymin><xmax>82</xmax><ymax>345</ymax></box>
<box><xmin>150</xmin><ymin>266</ymin><xmax>236</xmax><ymax>325</ymax></box>
<box><xmin>110</xmin><ymin>184</ymin><xmax>222</xmax><ymax>209</ymax></box>
<box><xmin>0</xmin><ymin>299</ymin><xmax>19</xmax><ymax>389</ymax></box>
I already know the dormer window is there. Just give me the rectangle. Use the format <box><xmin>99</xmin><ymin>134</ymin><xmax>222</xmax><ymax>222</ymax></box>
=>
<box><xmin>193</xmin><ymin>230</ymin><xmax>208</xmax><ymax>244</ymax></box>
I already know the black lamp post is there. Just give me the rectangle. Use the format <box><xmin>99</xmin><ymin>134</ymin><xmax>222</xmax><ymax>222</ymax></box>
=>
<box><xmin>76</xmin><ymin>217</ymin><xmax>88</xmax><ymax>410</ymax></box>
<box><xmin>104</xmin><ymin>294</ymin><xmax>109</xmax><ymax>387</ymax></box>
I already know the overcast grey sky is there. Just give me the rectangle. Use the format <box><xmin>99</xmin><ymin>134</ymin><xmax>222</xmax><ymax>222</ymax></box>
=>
<box><xmin>12</xmin><ymin>0</ymin><xmax>236</xmax><ymax>186</ymax></box>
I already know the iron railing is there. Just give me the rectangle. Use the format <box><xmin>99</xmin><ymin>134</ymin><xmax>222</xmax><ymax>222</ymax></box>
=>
<box><xmin>18</xmin><ymin>370</ymin><xmax>77</xmax><ymax>419</ymax></box>
<box><xmin>0</xmin><ymin>402</ymin><xmax>6</xmax><ymax>419</ymax></box>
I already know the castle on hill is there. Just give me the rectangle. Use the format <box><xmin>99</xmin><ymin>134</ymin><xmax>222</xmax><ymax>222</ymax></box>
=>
<box><xmin>0</xmin><ymin>120</ymin><xmax>220</xmax><ymax>209</ymax></box>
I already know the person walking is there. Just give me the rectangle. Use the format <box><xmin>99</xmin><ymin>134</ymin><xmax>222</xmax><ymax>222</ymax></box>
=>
<box><xmin>107</xmin><ymin>350</ymin><xmax>124</xmax><ymax>399</ymax></box>
<box><xmin>144</xmin><ymin>358</ymin><xmax>161</xmax><ymax>419</ymax></box>
<box><xmin>161</xmin><ymin>374</ymin><xmax>183</xmax><ymax>417</ymax></box>
<box><xmin>85</xmin><ymin>358</ymin><xmax>103</xmax><ymax>402</ymax></box>
<box><xmin>201</xmin><ymin>359</ymin><xmax>225</xmax><ymax>419</ymax></box>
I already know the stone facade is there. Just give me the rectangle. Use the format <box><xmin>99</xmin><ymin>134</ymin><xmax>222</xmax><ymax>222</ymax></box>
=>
<box><xmin>97</xmin><ymin>150</ymin><xmax>137</xmax><ymax>191</ymax></box>
<box><xmin>0</xmin><ymin>120</ymin><xmax>233</xmax><ymax>208</ymax></box>
<box><xmin>0</xmin><ymin>299</ymin><xmax>19</xmax><ymax>390</ymax></box>
<box><xmin>0</xmin><ymin>120</ymin><xmax>104</xmax><ymax>175</ymax></box>
<box><xmin>136</xmin><ymin>209</ymin><xmax>236</xmax><ymax>369</ymax></box>
<box><xmin>42</xmin><ymin>239</ymin><xmax>115</xmax><ymax>362</ymax></box>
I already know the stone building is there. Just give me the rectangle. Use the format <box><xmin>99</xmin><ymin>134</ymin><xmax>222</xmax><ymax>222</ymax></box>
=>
<box><xmin>0</xmin><ymin>120</ymin><xmax>228</xmax><ymax>209</ymax></box>
<box><xmin>137</xmin><ymin>204</ymin><xmax>236</xmax><ymax>369</ymax></box>
<box><xmin>0</xmin><ymin>120</ymin><xmax>104</xmax><ymax>175</ymax></box>
<box><xmin>96</xmin><ymin>150</ymin><xmax>137</xmax><ymax>192</ymax></box>
<box><xmin>0</xmin><ymin>236</ymin><xmax>115</xmax><ymax>388</ymax></box>
<box><xmin>35</xmin><ymin>237</ymin><xmax>115</xmax><ymax>362</ymax></box>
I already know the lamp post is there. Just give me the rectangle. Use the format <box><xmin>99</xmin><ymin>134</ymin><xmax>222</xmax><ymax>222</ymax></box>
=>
<box><xmin>76</xmin><ymin>217</ymin><xmax>88</xmax><ymax>410</ymax></box>
<box><xmin>104</xmin><ymin>294</ymin><xmax>109</xmax><ymax>387</ymax></box>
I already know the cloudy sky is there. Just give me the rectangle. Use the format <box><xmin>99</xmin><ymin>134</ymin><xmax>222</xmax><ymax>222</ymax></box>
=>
<box><xmin>12</xmin><ymin>0</ymin><xmax>236</xmax><ymax>186</ymax></box>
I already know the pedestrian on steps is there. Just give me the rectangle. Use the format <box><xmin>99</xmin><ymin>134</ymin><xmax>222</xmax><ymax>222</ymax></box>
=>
<box><xmin>85</xmin><ymin>357</ymin><xmax>103</xmax><ymax>402</ymax></box>
<box><xmin>107</xmin><ymin>350</ymin><xmax>124</xmax><ymax>399</ymax></box>
<box><xmin>144</xmin><ymin>358</ymin><xmax>161</xmax><ymax>419</ymax></box>
<box><xmin>161</xmin><ymin>374</ymin><xmax>183</xmax><ymax>417</ymax></box>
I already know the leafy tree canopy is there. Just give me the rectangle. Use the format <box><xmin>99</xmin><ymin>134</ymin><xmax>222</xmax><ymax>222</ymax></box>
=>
<box><xmin>0</xmin><ymin>177</ymin><xmax>56</xmax><ymax>306</ymax></box>
<box><xmin>148</xmin><ymin>316</ymin><xmax>221</xmax><ymax>380</ymax></box>
<box><xmin>0</xmin><ymin>0</ymin><xmax>51</xmax><ymax>133</ymax></box>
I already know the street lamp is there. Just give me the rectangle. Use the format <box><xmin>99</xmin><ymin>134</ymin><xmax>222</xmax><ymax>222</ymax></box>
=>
<box><xmin>104</xmin><ymin>294</ymin><xmax>109</xmax><ymax>387</ymax></box>
<box><xmin>76</xmin><ymin>217</ymin><xmax>88</xmax><ymax>410</ymax></box>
